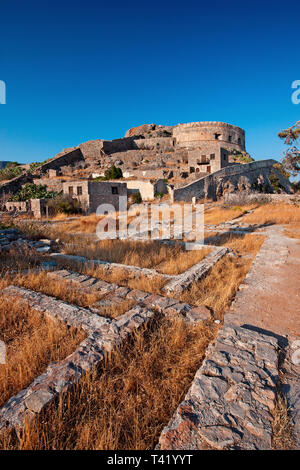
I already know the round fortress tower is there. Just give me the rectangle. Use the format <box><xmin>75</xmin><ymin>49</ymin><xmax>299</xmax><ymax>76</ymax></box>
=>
<box><xmin>173</xmin><ymin>122</ymin><xmax>246</xmax><ymax>152</ymax></box>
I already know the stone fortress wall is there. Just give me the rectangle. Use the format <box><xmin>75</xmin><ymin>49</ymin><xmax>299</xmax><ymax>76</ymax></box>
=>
<box><xmin>173</xmin><ymin>121</ymin><xmax>246</xmax><ymax>152</ymax></box>
<box><xmin>171</xmin><ymin>160</ymin><xmax>293</xmax><ymax>202</ymax></box>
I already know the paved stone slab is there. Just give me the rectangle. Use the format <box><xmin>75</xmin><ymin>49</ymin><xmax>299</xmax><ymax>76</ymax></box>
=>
<box><xmin>158</xmin><ymin>324</ymin><xmax>279</xmax><ymax>450</ymax></box>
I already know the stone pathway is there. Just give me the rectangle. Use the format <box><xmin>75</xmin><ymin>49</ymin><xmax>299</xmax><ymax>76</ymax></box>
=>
<box><xmin>158</xmin><ymin>324</ymin><xmax>279</xmax><ymax>450</ymax></box>
<box><xmin>158</xmin><ymin>224</ymin><xmax>300</xmax><ymax>449</ymax></box>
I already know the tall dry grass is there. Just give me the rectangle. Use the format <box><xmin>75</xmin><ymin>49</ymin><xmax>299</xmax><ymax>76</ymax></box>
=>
<box><xmin>212</xmin><ymin>233</ymin><xmax>266</xmax><ymax>256</ymax></box>
<box><xmin>272</xmin><ymin>393</ymin><xmax>295</xmax><ymax>450</ymax></box>
<box><xmin>0</xmin><ymin>295</ymin><xmax>85</xmax><ymax>409</ymax></box>
<box><xmin>63</xmin><ymin>239</ymin><xmax>209</xmax><ymax>274</ymax></box>
<box><xmin>0</xmin><ymin>271</ymin><xmax>101</xmax><ymax>310</ymax></box>
<box><xmin>180</xmin><ymin>256</ymin><xmax>253</xmax><ymax>319</ymax></box>
<box><xmin>0</xmin><ymin>247</ymin><xmax>42</xmax><ymax>272</ymax></box>
<box><xmin>54</xmin><ymin>258</ymin><xmax>168</xmax><ymax>295</ymax></box>
<box><xmin>1</xmin><ymin>317</ymin><xmax>216</xmax><ymax>450</ymax></box>
<box><xmin>284</xmin><ymin>222</ymin><xmax>300</xmax><ymax>240</ymax></box>
<box><xmin>242</xmin><ymin>203</ymin><xmax>300</xmax><ymax>225</ymax></box>
<box><xmin>58</xmin><ymin>214</ymin><xmax>105</xmax><ymax>233</ymax></box>
<box><xmin>204</xmin><ymin>205</ymin><xmax>256</xmax><ymax>225</ymax></box>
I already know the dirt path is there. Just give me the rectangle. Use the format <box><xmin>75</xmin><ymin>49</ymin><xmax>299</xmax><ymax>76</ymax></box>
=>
<box><xmin>225</xmin><ymin>225</ymin><xmax>300</xmax><ymax>340</ymax></box>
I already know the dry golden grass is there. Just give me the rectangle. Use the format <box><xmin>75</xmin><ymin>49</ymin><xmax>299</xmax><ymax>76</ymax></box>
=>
<box><xmin>1</xmin><ymin>317</ymin><xmax>216</xmax><ymax>450</ymax></box>
<box><xmin>63</xmin><ymin>239</ymin><xmax>209</xmax><ymax>275</ymax></box>
<box><xmin>242</xmin><ymin>203</ymin><xmax>300</xmax><ymax>225</ymax></box>
<box><xmin>54</xmin><ymin>258</ymin><xmax>168</xmax><ymax>295</ymax></box>
<box><xmin>212</xmin><ymin>232</ymin><xmax>266</xmax><ymax>256</ymax></box>
<box><xmin>204</xmin><ymin>205</ymin><xmax>256</xmax><ymax>225</ymax></box>
<box><xmin>284</xmin><ymin>222</ymin><xmax>300</xmax><ymax>240</ymax></box>
<box><xmin>58</xmin><ymin>214</ymin><xmax>105</xmax><ymax>233</ymax></box>
<box><xmin>155</xmin><ymin>247</ymin><xmax>210</xmax><ymax>275</ymax></box>
<box><xmin>0</xmin><ymin>295</ymin><xmax>85</xmax><ymax>409</ymax></box>
<box><xmin>272</xmin><ymin>393</ymin><xmax>294</xmax><ymax>450</ymax></box>
<box><xmin>0</xmin><ymin>247</ymin><xmax>42</xmax><ymax>272</ymax></box>
<box><xmin>126</xmin><ymin>275</ymin><xmax>167</xmax><ymax>294</ymax></box>
<box><xmin>98</xmin><ymin>298</ymin><xmax>135</xmax><ymax>319</ymax></box>
<box><xmin>0</xmin><ymin>271</ymin><xmax>101</xmax><ymax>310</ymax></box>
<box><xmin>180</xmin><ymin>256</ymin><xmax>253</xmax><ymax>319</ymax></box>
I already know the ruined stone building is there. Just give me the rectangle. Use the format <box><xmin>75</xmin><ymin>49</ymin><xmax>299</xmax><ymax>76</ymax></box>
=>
<box><xmin>62</xmin><ymin>180</ymin><xmax>127</xmax><ymax>213</ymax></box>
<box><xmin>1</xmin><ymin>120</ymin><xmax>291</xmax><ymax>215</ymax></box>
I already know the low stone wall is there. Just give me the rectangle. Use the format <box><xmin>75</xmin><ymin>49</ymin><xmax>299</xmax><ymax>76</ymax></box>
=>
<box><xmin>33</xmin><ymin>178</ymin><xmax>64</xmax><ymax>193</ymax></box>
<box><xmin>172</xmin><ymin>160</ymin><xmax>292</xmax><ymax>202</ymax></box>
<box><xmin>0</xmin><ymin>172</ymin><xmax>33</xmax><ymax>196</ymax></box>
<box><xmin>36</xmin><ymin>148</ymin><xmax>85</xmax><ymax>174</ymax></box>
<box><xmin>224</xmin><ymin>192</ymin><xmax>300</xmax><ymax>205</ymax></box>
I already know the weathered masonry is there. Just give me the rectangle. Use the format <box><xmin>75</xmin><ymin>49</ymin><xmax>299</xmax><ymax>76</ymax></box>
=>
<box><xmin>62</xmin><ymin>180</ymin><xmax>127</xmax><ymax>213</ymax></box>
<box><xmin>171</xmin><ymin>160</ymin><xmax>293</xmax><ymax>202</ymax></box>
<box><xmin>173</xmin><ymin>122</ymin><xmax>246</xmax><ymax>152</ymax></box>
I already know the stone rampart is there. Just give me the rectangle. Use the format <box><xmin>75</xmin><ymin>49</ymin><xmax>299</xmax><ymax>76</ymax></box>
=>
<box><xmin>172</xmin><ymin>160</ymin><xmax>292</xmax><ymax>201</ymax></box>
<box><xmin>173</xmin><ymin>121</ymin><xmax>246</xmax><ymax>152</ymax></box>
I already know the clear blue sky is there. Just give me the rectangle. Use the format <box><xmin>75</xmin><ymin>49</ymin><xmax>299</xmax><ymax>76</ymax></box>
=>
<box><xmin>0</xmin><ymin>0</ymin><xmax>299</xmax><ymax>164</ymax></box>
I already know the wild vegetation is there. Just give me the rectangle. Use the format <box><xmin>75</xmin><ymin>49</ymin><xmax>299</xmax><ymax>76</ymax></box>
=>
<box><xmin>204</xmin><ymin>204</ymin><xmax>256</xmax><ymax>225</ymax></box>
<box><xmin>0</xmin><ymin>294</ymin><xmax>85</xmax><ymax>409</ymax></box>
<box><xmin>0</xmin><ymin>163</ymin><xmax>23</xmax><ymax>182</ymax></box>
<box><xmin>242</xmin><ymin>203</ymin><xmax>300</xmax><ymax>225</ymax></box>
<box><xmin>62</xmin><ymin>239</ymin><xmax>210</xmax><ymax>275</ymax></box>
<box><xmin>0</xmin><ymin>317</ymin><xmax>216</xmax><ymax>450</ymax></box>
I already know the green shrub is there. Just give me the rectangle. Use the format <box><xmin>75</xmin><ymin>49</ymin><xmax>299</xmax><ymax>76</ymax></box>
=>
<box><xmin>104</xmin><ymin>166</ymin><xmax>123</xmax><ymax>180</ymax></box>
<box><xmin>0</xmin><ymin>165</ymin><xmax>23</xmax><ymax>181</ymax></box>
<box><xmin>131</xmin><ymin>192</ymin><xmax>142</xmax><ymax>204</ymax></box>
<box><xmin>10</xmin><ymin>184</ymin><xmax>60</xmax><ymax>202</ymax></box>
<box><xmin>269</xmin><ymin>170</ymin><xmax>284</xmax><ymax>193</ymax></box>
<box><xmin>47</xmin><ymin>195</ymin><xmax>82</xmax><ymax>215</ymax></box>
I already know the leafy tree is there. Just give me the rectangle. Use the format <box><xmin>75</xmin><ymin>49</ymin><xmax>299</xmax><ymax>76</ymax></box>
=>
<box><xmin>10</xmin><ymin>183</ymin><xmax>60</xmax><ymax>202</ymax></box>
<box><xmin>278</xmin><ymin>121</ymin><xmax>300</xmax><ymax>176</ymax></box>
<box><xmin>104</xmin><ymin>165</ymin><xmax>123</xmax><ymax>180</ymax></box>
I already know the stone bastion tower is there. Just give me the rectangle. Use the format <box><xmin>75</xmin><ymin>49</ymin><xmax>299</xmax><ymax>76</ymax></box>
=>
<box><xmin>173</xmin><ymin>121</ymin><xmax>246</xmax><ymax>152</ymax></box>
<box><xmin>172</xmin><ymin>121</ymin><xmax>246</xmax><ymax>173</ymax></box>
